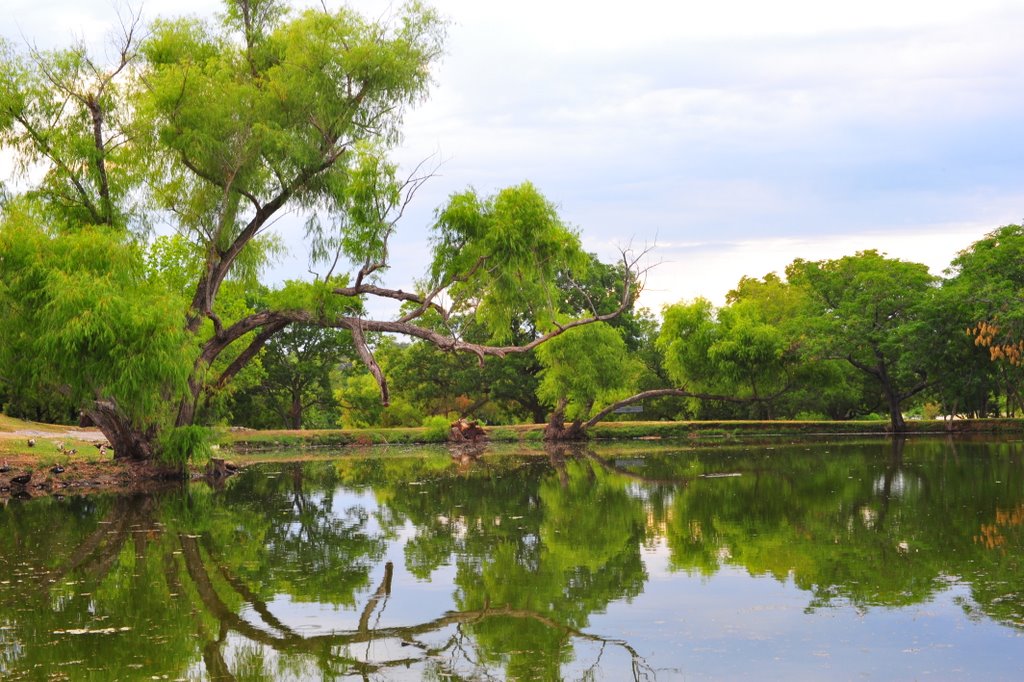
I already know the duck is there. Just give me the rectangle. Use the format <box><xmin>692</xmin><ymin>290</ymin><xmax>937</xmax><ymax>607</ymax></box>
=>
<box><xmin>11</xmin><ymin>472</ymin><xmax>32</xmax><ymax>486</ymax></box>
<box><xmin>0</xmin><ymin>461</ymin><xmax>9</xmax><ymax>474</ymax></box>
<box><xmin>27</xmin><ymin>438</ymin><xmax>35</xmax><ymax>447</ymax></box>
<box><xmin>50</xmin><ymin>465</ymin><xmax>65</xmax><ymax>475</ymax></box>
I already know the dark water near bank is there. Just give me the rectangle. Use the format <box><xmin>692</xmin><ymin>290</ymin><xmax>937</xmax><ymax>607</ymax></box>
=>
<box><xmin>1</xmin><ymin>437</ymin><xmax>1023</xmax><ymax>680</ymax></box>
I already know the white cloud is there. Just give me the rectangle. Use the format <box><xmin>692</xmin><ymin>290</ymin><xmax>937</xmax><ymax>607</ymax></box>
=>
<box><xmin>637</xmin><ymin>222</ymin><xmax>1000</xmax><ymax>313</ymax></box>
<box><xmin>5</xmin><ymin>0</ymin><xmax>1023</xmax><ymax>325</ymax></box>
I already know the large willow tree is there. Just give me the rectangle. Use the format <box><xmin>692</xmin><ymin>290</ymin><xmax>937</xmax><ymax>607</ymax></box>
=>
<box><xmin>0</xmin><ymin>0</ymin><xmax>637</xmax><ymax>462</ymax></box>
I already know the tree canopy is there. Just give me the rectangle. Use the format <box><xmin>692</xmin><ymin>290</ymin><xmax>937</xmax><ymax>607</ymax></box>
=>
<box><xmin>786</xmin><ymin>250</ymin><xmax>937</xmax><ymax>431</ymax></box>
<box><xmin>0</xmin><ymin>1</ymin><xmax>640</xmax><ymax>460</ymax></box>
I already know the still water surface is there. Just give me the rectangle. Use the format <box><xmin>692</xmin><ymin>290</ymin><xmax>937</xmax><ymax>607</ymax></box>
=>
<box><xmin>1</xmin><ymin>437</ymin><xmax>1023</xmax><ymax>680</ymax></box>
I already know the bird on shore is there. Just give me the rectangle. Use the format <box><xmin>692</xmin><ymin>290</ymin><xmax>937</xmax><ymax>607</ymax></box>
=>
<box><xmin>0</xmin><ymin>461</ymin><xmax>9</xmax><ymax>474</ymax></box>
<box><xmin>27</xmin><ymin>438</ymin><xmax>35</xmax><ymax>447</ymax></box>
<box><xmin>57</xmin><ymin>442</ymin><xmax>65</xmax><ymax>452</ymax></box>
<box><xmin>50</xmin><ymin>465</ymin><xmax>65</xmax><ymax>474</ymax></box>
<box><xmin>11</xmin><ymin>472</ymin><xmax>31</xmax><ymax>486</ymax></box>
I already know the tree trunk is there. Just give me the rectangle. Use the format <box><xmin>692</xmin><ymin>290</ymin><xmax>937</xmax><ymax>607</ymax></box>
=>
<box><xmin>543</xmin><ymin>402</ymin><xmax>587</xmax><ymax>441</ymax></box>
<box><xmin>86</xmin><ymin>399</ymin><xmax>157</xmax><ymax>461</ymax></box>
<box><xmin>449</xmin><ymin>418</ymin><xmax>486</xmax><ymax>443</ymax></box>
<box><xmin>882</xmin><ymin>383</ymin><xmax>907</xmax><ymax>433</ymax></box>
<box><xmin>289</xmin><ymin>390</ymin><xmax>303</xmax><ymax>430</ymax></box>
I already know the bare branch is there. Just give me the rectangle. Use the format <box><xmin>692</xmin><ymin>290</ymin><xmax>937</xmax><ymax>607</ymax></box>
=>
<box><xmin>350</xmin><ymin>322</ymin><xmax>390</xmax><ymax>405</ymax></box>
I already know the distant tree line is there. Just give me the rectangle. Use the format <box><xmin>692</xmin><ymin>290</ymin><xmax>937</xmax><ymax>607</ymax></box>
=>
<box><xmin>307</xmin><ymin>224</ymin><xmax>1024</xmax><ymax>434</ymax></box>
<box><xmin>11</xmin><ymin>226</ymin><xmax>1018</xmax><ymax>436</ymax></box>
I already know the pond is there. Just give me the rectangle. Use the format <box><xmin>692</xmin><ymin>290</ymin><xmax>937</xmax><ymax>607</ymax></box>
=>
<box><xmin>1</xmin><ymin>437</ymin><xmax>1023</xmax><ymax>680</ymax></box>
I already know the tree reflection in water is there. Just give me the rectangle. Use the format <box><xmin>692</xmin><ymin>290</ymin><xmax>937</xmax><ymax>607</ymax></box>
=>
<box><xmin>1</xmin><ymin>438</ymin><xmax>1023</xmax><ymax>680</ymax></box>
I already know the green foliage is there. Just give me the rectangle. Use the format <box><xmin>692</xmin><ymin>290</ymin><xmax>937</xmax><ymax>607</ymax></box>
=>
<box><xmin>657</xmin><ymin>298</ymin><xmax>719</xmax><ymax>389</ymax></box>
<box><xmin>2</xmin><ymin>3</ymin><xmax>645</xmax><ymax>457</ymax></box>
<box><xmin>229</xmin><ymin>322</ymin><xmax>351</xmax><ymax>429</ymax></box>
<box><xmin>787</xmin><ymin>250</ymin><xmax>937</xmax><ymax>427</ymax></box>
<box><xmin>421</xmin><ymin>414</ymin><xmax>451</xmax><ymax>440</ymax></box>
<box><xmin>947</xmin><ymin>224</ymin><xmax>1024</xmax><ymax>325</ymax></box>
<box><xmin>0</xmin><ymin>204</ymin><xmax>193</xmax><ymax>427</ymax></box>
<box><xmin>429</xmin><ymin>183</ymin><xmax>589</xmax><ymax>341</ymax></box>
<box><xmin>936</xmin><ymin>224</ymin><xmax>1024</xmax><ymax>416</ymax></box>
<box><xmin>536</xmin><ymin>322</ymin><xmax>640</xmax><ymax>421</ymax></box>
<box><xmin>18</xmin><ymin>0</ymin><xmax>1013</xmax><ymax>443</ymax></box>
<box><xmin>0</xmin><ymin>39</ymin><xmax>142</xmax><ymax>232</ymax></box>
<box><xmin>0</xmin><ymin>1</ymin><xmax>455</xmax><ymax>455</ymax></box>
<box><xmin>138</xmin><ymin>2</ymin><xmax>444</xmax><ymax>247</ymax></box>
<box><xmin>335</xmin><ymin>372</ymin><xmax>423</xmax><ymax>428</ymax></box>
<box><xmin>157</xmin><ymin>425</ymin><xmax>212</xmax><ymax>467</ymax></box>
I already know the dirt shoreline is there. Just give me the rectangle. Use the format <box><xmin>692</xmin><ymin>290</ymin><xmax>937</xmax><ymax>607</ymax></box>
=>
<box><xmin>0</xmin><ymin>454</ymin><xmax>203</xmax><ymax>501</ymax></box>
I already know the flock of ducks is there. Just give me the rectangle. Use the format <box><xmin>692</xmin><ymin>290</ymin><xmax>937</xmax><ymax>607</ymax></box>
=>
<box><xmin>2</xmin><ymin>438</ymin><xmax>113</xmax><ymax>492</ymax></box>
<box><xmin>24</xmin><ymin>437</ymin><xmax>109</xmax><ymax>457</ymax></box>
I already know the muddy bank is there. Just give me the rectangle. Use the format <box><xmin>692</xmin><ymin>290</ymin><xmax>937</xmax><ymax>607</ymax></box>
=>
<box><xmin>0</xmin><ymin>454</ymin><xmax>208</xmax><ymax>501</ymax></box>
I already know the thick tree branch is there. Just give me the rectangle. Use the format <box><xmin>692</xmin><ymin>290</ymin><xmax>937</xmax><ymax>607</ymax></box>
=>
<box><xmin>583</xmin><ymin>386</ymin><xmax>791</xmax><ymax>430</ymax></box>
<box><xmin>350</xmin><ymin>322</ymin><xmax>390</xmax><ymax>405</ymax></box>
<box><xmin>186</xmin><ymin>145</ymin><xmax>349</xmax><ymax>331</ymax></box>
<box><xmin>211</xmin><ymin>319</ymin><xmax>291</xmax><ymax>392</ymax></box>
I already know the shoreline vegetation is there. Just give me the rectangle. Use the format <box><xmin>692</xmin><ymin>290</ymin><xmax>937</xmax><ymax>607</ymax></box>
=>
<box><xmin>3</xmin><ymin>413</ymin><xmax>1024</xmax><ymax>501</ymax></box>
<box><xmin>223</xmin><ymin>416</ymin><xmax>1024</xmax><ymax>451</ymax></box>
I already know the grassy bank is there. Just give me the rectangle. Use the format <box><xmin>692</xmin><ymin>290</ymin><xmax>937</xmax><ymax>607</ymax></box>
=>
<box><xmin>221</xmin><ymin>418</ymin><xmax>1024</xmax><ymax>452</ymax></box>
<box><xmin>4</xmin><ymin>414</ymin><xmax>1024</xmax><ymax>500</ymax></box>
<box><xmin>5</xmin><ymin>413</ymin><xmax>1024</xmax><ymax>458</ymax></box>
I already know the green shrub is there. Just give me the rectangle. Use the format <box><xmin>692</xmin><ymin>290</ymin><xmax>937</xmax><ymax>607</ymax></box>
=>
<box><xmin>422</xmin><ymin>415</ymin><xmax>451</xmax><ymax>442</ymax></box>
<box><xmin>158</xmin><ymin>425</ymin><xmax>212</xmax><ymax>467</ymax></box>
<box><xmin>488</xmin><ymin>427</ymin><xmax>518</xmax><ymax>441</ymax></box>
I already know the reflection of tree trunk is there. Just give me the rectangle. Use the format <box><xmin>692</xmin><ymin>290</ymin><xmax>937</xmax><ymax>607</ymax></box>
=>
<box><xmin>184</xmin><ymin>572</ymin><xmax>649</xmax><ymax>674</ymax></box>
<box><xmin>163</xmin><ymin>547</ymin><xmax>184</xmax><ymax>600</ymax></box>
<box><xmin>204</xmin><ymin>537</ymin><xmax>298</xmax><ymax>638</ymax></box>
<box><xmin>890</xmin><ymin>435</ymin><xmax>906</xmax><ymax>466</ymax></box>
<box><xmin>944</xmin><ymin>434</ymin><xmax>961</xmax><ymax>465</ymax></box>
<box><xmin>547</xmin><ymin>447</ymin><xmax>571</xmax><ymax>489</ymax></box>
<box><xmin>52</xmin><ymin>495</ymin><xmax>156</xmax><ymax>583</ymax></box>
<box><xmin>290</xmin><ymin>464</ymin><xmax>309</xmax><ymax>516</ymax></box>
<box><xmin>581</xmin><ymin>448</ymin><xmax>694</xmax><ymax>487</ymax></box>
<box><xmin>180</xmin><ymin>532</ymin><xmax>281</xmax><ymax>643</ymax></box>
<box><xmin>202</xmin><ymin>622</ymin><xmax>236</xmax><ymax>682</ymax></box>
<box><xmin>358</xmin><ymin>562</ymin><xmax>394</xmax><ymax>632</ymax></box>
<box><xmin>183</xmin><ymin>530</ymin><xmax>652</xmax><ymax>677</ymax></box>
<box><xmin>875</xmin><ymin>436</ymin><xmax>906</xmax><ymax>529</ymax></box>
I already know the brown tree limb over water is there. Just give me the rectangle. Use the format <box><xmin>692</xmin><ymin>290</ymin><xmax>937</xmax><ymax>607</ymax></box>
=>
<box><xmin>544</xmin><ymin>385</ymin><xmax>793</xmax><ymax>441</ymax></box>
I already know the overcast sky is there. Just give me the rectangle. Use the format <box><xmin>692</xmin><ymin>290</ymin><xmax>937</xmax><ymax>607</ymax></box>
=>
<box><xmin>5</xmin><ymin>0</ymin><xmax>1024</xmax><ymax>313</ymax></box>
